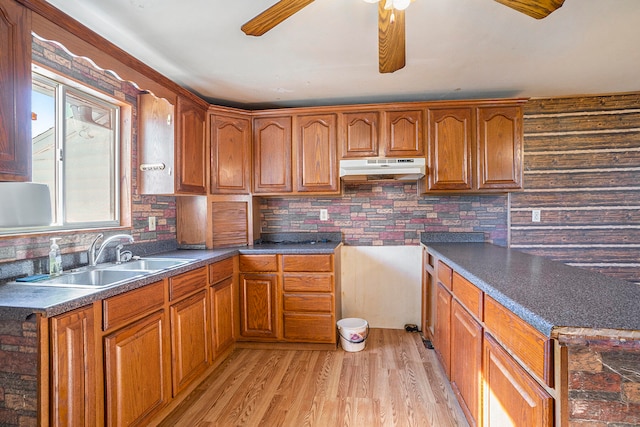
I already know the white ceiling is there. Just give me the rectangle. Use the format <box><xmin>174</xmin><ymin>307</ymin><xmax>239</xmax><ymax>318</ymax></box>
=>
<box><xmin>43</xmin><ymin>0</ymin><xmax>640</xmax><ymax>109</ymax></box>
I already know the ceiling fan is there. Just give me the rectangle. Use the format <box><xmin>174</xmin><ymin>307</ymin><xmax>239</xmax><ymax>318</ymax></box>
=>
<box><xmin>241</xmin><ymin>0</ymin><xmax>565</xmax><ymax>74</ymax></box>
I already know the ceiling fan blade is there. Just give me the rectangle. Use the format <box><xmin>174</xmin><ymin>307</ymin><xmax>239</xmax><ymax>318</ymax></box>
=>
<box><xmin>493</xmin><ymin>0</ymin><xmax>565</xmax><ymax>19</ymax></box>
<box><xmin>378</xmin><ymin>2</ymin><xmax>406</xmax><ymax>74</ymax></box>
<box><xmin>242</xmin><ymin>0</ymin><xmax>315</xmax><ymax>36</ymax></box>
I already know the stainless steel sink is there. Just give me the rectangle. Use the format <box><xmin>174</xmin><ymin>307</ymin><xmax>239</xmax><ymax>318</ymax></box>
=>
<box><xmin>12</xmin><ymin>257</ymin><xmax>196</xmax><ymax>289</ymax></box>
<box><xmin>104</xmin><ymin>258</ymin><xmax>193</xmax><ymax>272</ymax></box>
<box><xmin>31</xmin><ymin>269</ymin><xmax>145</xmax><ymax>288</ymax></box>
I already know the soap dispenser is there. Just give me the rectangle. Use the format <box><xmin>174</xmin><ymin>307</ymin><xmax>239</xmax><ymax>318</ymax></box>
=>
<box><xmin>49</xmin><ymin>238</ymin><xmax>63</xmax><ymax>277</ymax></box>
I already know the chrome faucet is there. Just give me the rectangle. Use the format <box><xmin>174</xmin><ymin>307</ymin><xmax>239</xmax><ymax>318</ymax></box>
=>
<box><xmin>88</xmin><ymin>233</ymin><xmax>134</xmax><ymax>266</ymax></box>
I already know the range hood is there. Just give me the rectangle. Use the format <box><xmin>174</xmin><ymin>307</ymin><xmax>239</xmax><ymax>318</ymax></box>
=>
<box><xmin>339</xmin><ymin>158</ymin><xmax>426</xmax><ymax>182</ymax></box>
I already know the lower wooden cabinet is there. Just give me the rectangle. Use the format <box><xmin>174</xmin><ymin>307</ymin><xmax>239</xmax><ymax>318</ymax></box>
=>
<box><xmin>211</xmin><ymin>276</ymin><xmax>235</xmax><ymax>355</ymax></box>
<box><xmin>433</xmin><ymin>282</ymin><xmax>452</xmax><ymax>378</ymax></box>
<box><xmin>424</xmin><ymin>249</ymin><xmax>556</xmax><ymax>427</ymax></box>
<box><xmin>43</xmin><ymin>258</ymin><xmax>239</xmax><ymax>427</ymax></box>
<box><xmin>170</xmin><ymin>290</ymin><xmax>209</xmax><ymax>396</ymax></box>
<box><xmin>484</xmin><ymin>333</ymin><xmax>553</xmax><ymax>427</ymax></box>
<box><xmin>104</xmin><ymin>310</ymin><xmax>171</xmax><ymax>427</ymax></box>
<box><xmin>239</xmin><ymin>273</ymin><xmax>278</xmax><ymax>339</ymax></box>
<box><xmin>49</xmin><ymin>305</ymin><xmax>96</xmax><ymax>427</ymax></box>
<box><xmin>451</xmin><ymin>300</ymin><xmax>483</xmax><ymax>426</ymax></box>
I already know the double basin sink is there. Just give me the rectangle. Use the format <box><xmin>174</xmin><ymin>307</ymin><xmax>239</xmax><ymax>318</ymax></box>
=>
<box><xmin>16</xmin><ymin>257</ymin><xmax>195</xmax><ymax>289</ymax></box>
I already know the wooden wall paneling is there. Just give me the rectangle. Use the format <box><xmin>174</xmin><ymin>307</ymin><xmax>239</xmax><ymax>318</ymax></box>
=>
<box><xmin>510</xmin><ymin>94</ymin><xmax>640</xmax><ymax>284</ymax></box>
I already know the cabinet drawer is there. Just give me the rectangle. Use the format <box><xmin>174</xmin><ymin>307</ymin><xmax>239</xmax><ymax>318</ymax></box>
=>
<box><xmin>103</xmin><ymin>281</ymin><xmax>164</xmax><ymax>331</ymax></box>
<box><xmin>283</xmin><ymin>274</ymin><xmax>333</xmax><ymax>292</ymax></box>
<box><xmin>452</xmin><ymin>272</ymin><xmax>483</xmax><ymax>320</ymax></box>
<box><xmin>169</xmin><ymin>267</ymin><xmax>207</xmax><ymax>301</ymax></box>
<box><xmin>437</xmin><ymin>261</ymin><xmax>452</xmax><ymax>290</ymax></box>
<box><xmin>485</xmin><ymin>296</ymin><xmax>553</xmax><ymax>387</ymax></box>
<box><xmin>283</xmin><ymin>313</ymin><xmax>335</xmax><ymax>342</ymax></box>
<box><xmin>284</xmin><ymin>294</ymin><xmax>333</xmax><ymax>313</ymax></box>
<box><xmin>283</xmin><ymin>254</ymin><xmax>332</xmax><ymax>272</ymax></box>
<box><xmin>239</xmin><ymin>254</ymin><xmax>278</xmax><ymax>272</ymax></box>
<box><xmin>209</xmin><ymin>257</ymin><xmax>234</xmax><ymax>284</ymax></box>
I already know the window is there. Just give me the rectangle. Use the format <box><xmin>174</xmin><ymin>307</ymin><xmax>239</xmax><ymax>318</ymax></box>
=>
<box><xmin>31</xmin><ymin>71</ymin><xmax>121</xmax><ymax>230</ymax></box>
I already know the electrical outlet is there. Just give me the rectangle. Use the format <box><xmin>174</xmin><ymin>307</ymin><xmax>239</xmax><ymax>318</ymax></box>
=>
<box><xmin>148</xmin><ymin>216</ymin><xmax>157</xmax><ymax>231</ymax></box>
<box><xmin>320</xmin><ymin>209</ymin><xmax>328</xmax><ymax>221</ymax></box>
<box><xmin>532</xmin><ymin>210</ymin><xmax>541</xmax><ymax>222</ymax></box>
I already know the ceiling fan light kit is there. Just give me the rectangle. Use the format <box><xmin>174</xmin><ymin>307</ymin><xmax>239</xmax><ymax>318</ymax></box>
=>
<box><xmin>242</xmin><ymin>0</ymin><xmax>565</xmax><ymax>73</ymax></box>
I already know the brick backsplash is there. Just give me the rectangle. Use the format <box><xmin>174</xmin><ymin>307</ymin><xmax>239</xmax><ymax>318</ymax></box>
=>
<box><xmin>260</xmin><ymin>182</ymin><xmax>508</xmax><ymax>246</ymax></box>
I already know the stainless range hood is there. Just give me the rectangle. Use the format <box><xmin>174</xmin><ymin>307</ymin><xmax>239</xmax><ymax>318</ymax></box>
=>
<box><xmin>339</xmin><ymin>158</ymin><xmax>426</xmax><ymax>182</ymax></box>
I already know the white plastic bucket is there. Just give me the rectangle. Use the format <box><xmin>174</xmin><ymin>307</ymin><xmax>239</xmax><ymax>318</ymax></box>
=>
<box><xmin>337</xmin><ymin>318</ymin><xmax>369</xmax><ymax>352</ymax></box>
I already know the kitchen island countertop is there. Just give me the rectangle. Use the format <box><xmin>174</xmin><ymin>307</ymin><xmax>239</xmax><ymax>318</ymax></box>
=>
<box><xmin>424</xmin><ymin>242</ymin><xmax>640</xmax><ymax>337</ymax></box>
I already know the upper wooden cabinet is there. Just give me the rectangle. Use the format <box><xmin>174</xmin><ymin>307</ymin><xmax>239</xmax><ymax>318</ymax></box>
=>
<box><xmin>209</xmin><ymin>112</ymin><xmax>251</xmax><ymax>194</ymax></box>
<box><xmin>384</xmin><ymin>109</ymin><xmax>425</xmax><ymax>157</ymax></box>
<box><xmin>176</xmin><ymin>95</ymin><xmax>207</xmax><ymax>194</ymax></box>
<box><xmin>252</xmin><ymin>113</ymin><xmax>339</xmax><ymax>195</ymax></box>
<box><xmin>0</xmin><ymin>0</ymin><xmax>31</xmax><ymax>181</ymax></box>
<box><xmin>252</xmin><ymin>116</ymin><xmax>292</xmax><ymax>194</ymax></box>
<box><xmin>477</xmin><ymin>105</ymin><xmax>523</xmax><ymax>190</ymax></box>
<box><xmin>138</xmin><ymin>94</ymin><xmax>175</xmax><ymax>194</ymax></box>
<box><xmin>138</xmin><ymin>94</ymin><xmax>207</xmax><ymax>195</ymax></box>
<box><xmin>424</xmin><ymin>101</ymin><xmax>525</xmax><ymax>193</ymax></box>
<box><xmin>341</xmin><ymin>111</ymin><xmax>380</xmax><ymax>158</ymax></box>
<box><xmin>295</xmin><ymin>114</ymin><xmax>338</xmax><ymax>193</ymax></box>
<box><xmin>340</xmin><ymin>109</ymin><xmax>424</xmax><ymax>159</ymax></box>
<box><xmin>427</xmin><ymin>107</ymin><xmax>474</xmax><ymax>191</ymax></box>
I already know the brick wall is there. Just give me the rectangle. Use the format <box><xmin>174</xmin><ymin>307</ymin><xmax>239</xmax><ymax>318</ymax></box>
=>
<box><xmin>0</xmin><ymin>318</ymin><xmax>38</xmax><ymax>427</ymax></box>
<box><xmin>560</xmin><ymin>334</ymin><xmax>640</xmax><ymax>426</ymax></box>
<box><xmin>260</xmin><ymin>182</ymin><xmax>509</xmax><ymax>246</ymax></box>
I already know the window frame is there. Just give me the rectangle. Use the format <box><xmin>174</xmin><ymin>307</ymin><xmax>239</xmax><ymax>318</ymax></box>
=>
<box><xmin>0</xmin><ymin>65</ymin><xmax>131</xmax><ymax>236</ymax></box>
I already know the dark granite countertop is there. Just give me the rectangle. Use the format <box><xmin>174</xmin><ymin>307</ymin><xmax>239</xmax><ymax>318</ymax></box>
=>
<box><xmin>0</xmin><ymin>237</ymin><xmax>342</xmax><ymax>320</ymax></box>
<box><xmin>423</xmin><ymin>242</ymin><xmax>640</xmax><ymax>337</ymax></box>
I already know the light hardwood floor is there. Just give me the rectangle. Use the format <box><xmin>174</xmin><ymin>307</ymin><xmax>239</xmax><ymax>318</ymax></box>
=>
<box><xmin>158</xmin><ymin>329</ymin><xmax>469</xmax><ymax>426</ymax></box>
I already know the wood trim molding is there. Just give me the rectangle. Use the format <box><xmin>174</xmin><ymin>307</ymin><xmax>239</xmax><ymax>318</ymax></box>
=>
<box><xmin>18</xmin><ymin>0</ymin><xmax>208</xmax><ymax>108</ymax></box>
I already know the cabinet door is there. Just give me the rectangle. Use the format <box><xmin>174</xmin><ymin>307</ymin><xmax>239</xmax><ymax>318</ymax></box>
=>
<box><xmin>49</xmin><ymin>305</ymin><xmax>96</xmax><ymax>427</ymax></box>
<box><xmin>451</xmin><ymin>301</ymin><xmax>483</xmax><ymax>426</ymax></box>
<box><xmin>210</xmin><ymin>113</ymin><xmax>251</xmax><ymax>194</ymax></box>
<box><xmin>239</xmin><ymin>273</ymin><xmax>278</xmax><ymax>339</ymax></box>
<box><xmin>104</xmin><ymin>311</ymin><xmax>171</xmax><ymax>427</ymax></box>
<box><xmin>484</xmin><ymin>334</ymin><xmax>554</xmax><ymax>427</ymax></box>
<box><xmin>384</xmin><ymin>110</ymin><xmax>424</xmax><ymax>157</ymax></box>
<box><xmin>427</xmin><ymin>107</ymin><xmax>473</xmax><ymax>191</ymax></box>
<box><xmin>138</xmin><ymin>94</ymin><xmax>175</xmax><ymax>194</ymax></box>
<box><xmin>477</xmin><ymin>105</ymin><xmax>523</xmax><ymax>190</ymax></box>
<box><xmin>253</xmin><ymin>116</ymin><xmax>292</xmax><ymax>193</ymax></box>
<box><xmin>170</xmin><ymin>290</ymin><xmax>209</xmax><ymax>396</ymax></box>
<box><xmin>433</xmin><ymin>282</ymin><xmax>452</xmax><ymax>378</ymax></box>
<box><xmin>176</xmin><ymin>96</ymin><xmax>206</xmax><ymax>194</ymax></box>
<box><xmin>295</xmin><ymin>114</ymin><xmax>338</xmax><ymax>193</ymax></box>
<box><xmin>0</xmin><ymin>0</ymin><xmax>31</xmax><ymax>181</ymax></box>
<box><xmin>341</xmin><ymin>111</ymin><xmax>380</xmax><ymax>158</ymax></box>
<box><xmin>211</xmin><ymin>277</ymin><xmax>235</xmax><ymax>355</ymax></box>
